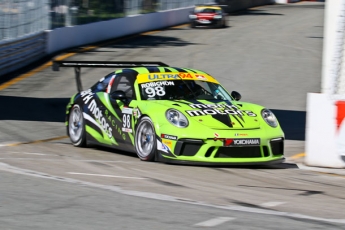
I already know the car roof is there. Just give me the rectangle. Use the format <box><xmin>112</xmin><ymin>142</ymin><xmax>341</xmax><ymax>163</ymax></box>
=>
<box><xmin>115</xmin><ymin>66</ymin><xmax>210</xmax><ymax>76</ymax></box>
<box><xmin>112</xmin><ymin>66</ymin><xmax>219</xmax><ymax>84</ymax></box>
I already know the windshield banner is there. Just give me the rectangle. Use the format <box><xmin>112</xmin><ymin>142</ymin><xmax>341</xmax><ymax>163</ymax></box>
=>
<box><xmin>137</xmin><ymin>73</ymin><xmax>219</xmax><ymax>84</ymax></box>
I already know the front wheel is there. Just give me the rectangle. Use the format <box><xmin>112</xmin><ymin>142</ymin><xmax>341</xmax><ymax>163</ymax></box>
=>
<box><xmin>68</xmin><ymin>104</ymin><xmax>87</xmax><ymax>147</ymax></box>
<box><xmin>135</xmin><ymin>117</ymin><xmax>157</xmax><ymax>161</ymax></box>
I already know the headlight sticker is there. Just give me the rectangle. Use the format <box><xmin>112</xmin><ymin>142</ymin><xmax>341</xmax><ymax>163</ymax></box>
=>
<box><xmin>162</xmin><ymin>140</ymin><xmax>173</xmax><ymax>150</ymax></box>
<box><xmin>157</xmin><ymin>140</ymin><xmax>170</xmax><ymax>153</ymax></box>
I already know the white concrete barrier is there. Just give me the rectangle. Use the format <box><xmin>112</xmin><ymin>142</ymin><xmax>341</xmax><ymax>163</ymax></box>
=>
<box><xmin>305</xmin><ymin>93</ymin><xmax>345</xmax><ymax>168</ymax></box>
<box><xmin>46</xmin><ymin>8</ymin><xmax>193</xmax><ymax>55</ymax></box>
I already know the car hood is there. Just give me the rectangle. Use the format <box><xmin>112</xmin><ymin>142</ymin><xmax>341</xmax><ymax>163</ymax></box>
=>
<box><xmin>148</xmin><ymin>100</ymin><xmax>262</xmax><ymax>130</ymax></box>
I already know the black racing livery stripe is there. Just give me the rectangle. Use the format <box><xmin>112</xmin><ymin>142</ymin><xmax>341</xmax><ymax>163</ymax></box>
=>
<box><xmin>81</xmin><ymin>104</ymin><xmax>104</xmax><ymax>137</ymax></box>
<box><xmin>148</xmin><ymin>67</ymin><xmax>160</xmax><ymax>73</ymax></box>
<box><xmin>183</xmin><ymin>68</ymin><xmax>197</xmax><ymax>73</ymax></box>
<box><xmin>230</xmin><ymin>114</ymin><xmax>244</xmax><ymax>128</ymax></box>
<box><xmin>86</xmin><ymin>116</ymin><xmax>104</xmax><ymax>136</ymax></box>
<box><xmin>212</xmin><ymin>113</ymin><xmax>233</xmax><ymax>128</ymax></box>
<box><xmin>223</xmin><ymin>100</ymin><xmax>245</xmax><ymax>123</ymax></box>
<box><xmin>180</xmin><ymin>99</ymin><xmax>199</xmax><ymax>105</ymax></box>
<box><xmin>123</xmin><ymin>68</ymin><xmax>140</xmax><ymax>76</ymax></box>
<box><xmin>185</xmin><ymin>68</ymin><xmax>210</xmax><ymax>75</ymax></box>
<box><xmin>172</xmin><ymin>67</ymin><xmax>188</xmax><ymax>73</ymax></box>
<box><xmin>185</xmin><ymin>99</ymin><xmax>233</xmax><ymax>128</ymax></box>
<box><xmin>163</xmin><ymin>67</ymin><xmax>172</xmax><ymax>72</ymax></box>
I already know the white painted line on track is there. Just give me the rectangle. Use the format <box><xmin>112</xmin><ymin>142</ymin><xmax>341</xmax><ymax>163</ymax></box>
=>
<box><xmin>1</xmin><ymin>162</ymin><xmax>345</xmax><ymax>225</ymax></box>
<box><xmin>7</xmin><ymin>152</ymin><xmax>47</xmax><ymax>156</ymax></box>
<box><xmin>260</xmin><ymin>202</ymin><xmax>286</xmax><ymax>208</ymax></box>
<box><xmin>0</xmin><ymin>158</ymin><xmax>140</xmax><ymax>163</ymax></box>
<box><xmin>194</xmin><ymin>217</ymin><xmax>235</xmax><ymax>227</ymax></box>
<box><xmin>0</xmin><ymin>143</ymin><xmax>16</xmax><ymax>147</ymax></box>
<box><xmin>67</xmin><ymin>172</ymin><xmax>147</xmax><ymax>180</ymax></box>
<box><xmin>297</xmin><ymin>163</ymin><xmax>345</xmax><ymax>176</ymax></box>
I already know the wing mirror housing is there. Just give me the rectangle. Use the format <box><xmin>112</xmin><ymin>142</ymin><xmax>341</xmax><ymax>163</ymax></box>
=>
<box><xmin>111</xmin><ymin>90</ymin><xmax>127</xmax><ymax>101</ymax></box>
<box><xmin>231</xmin><ymin>91</ymin><xmax>241</xmax><ymax>101</ymax></box>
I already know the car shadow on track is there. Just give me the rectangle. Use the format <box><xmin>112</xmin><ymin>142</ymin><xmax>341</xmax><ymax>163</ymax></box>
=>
<box><xmin>271</xmin><ymin>109</ymin><xmax>306</xmax><ymax>141</ymax></box>
<box><xmin>0</xmin><ymin>96</ymin><xmax>306</xmax><ymax>142</ymax></box>
<box><xmin>99</xmin><ymin>34</ymin><xmax>200</xmax><ymax>49</ymax></box>
<box><xmin>0</xmin><ymin>95</ymin><xmax>68</xmax><ymax>122</ymax></box>
<box><xmin>165</xmin><ymin>161</ymin><xmax>298</xmax><ymax>170</ymax></box>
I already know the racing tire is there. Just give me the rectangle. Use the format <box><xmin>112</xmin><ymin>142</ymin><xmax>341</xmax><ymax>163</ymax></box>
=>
<box><xmin>68</xmin><ymin>104</ymin><xmax>87</xmax><ymax>147</ymax></box>
<box><xmin>135</xmin><ymin>116</ymin><xmax>157</xmax><ymax>161</ymax></box>
<box><xmin>190</xmin><ymin>22</ymin><xmax>196</xmax><ymax>28</ymax></box>
<box><xmin>223</xmin><ymin>18</ymin><xmax>228</xmax><ymax>28</ymax></box>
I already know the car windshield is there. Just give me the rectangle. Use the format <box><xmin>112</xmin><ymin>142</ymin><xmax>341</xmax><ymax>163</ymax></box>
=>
<box><xmin>139</xmin><ymin>80</ymin><xmax>233</xmax><ymax>101</ymax></box>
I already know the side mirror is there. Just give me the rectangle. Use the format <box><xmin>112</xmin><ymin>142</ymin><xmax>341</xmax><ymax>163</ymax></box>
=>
<box><xmin>231</xmin><ymin>91</ymin><xmax>241</xmax><ymax>101</ymax></box>
<box><xmin>111</xmin><ymin>90</ymin><xmax>127</xmax><ymax>101</ymax></box>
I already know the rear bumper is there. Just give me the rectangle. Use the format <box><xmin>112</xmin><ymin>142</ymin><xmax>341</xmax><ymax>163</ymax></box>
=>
<box><xmin>191</xmin><ymin>18</ymin><xmax>223</xmax><ymax>26</ymax></box>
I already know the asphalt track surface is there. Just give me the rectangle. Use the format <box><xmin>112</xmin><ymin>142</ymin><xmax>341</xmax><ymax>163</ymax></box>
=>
<box><xmin>1</xmin><ymin>2</ymin><xmax>344</xmax><ymax>230</ymax></box>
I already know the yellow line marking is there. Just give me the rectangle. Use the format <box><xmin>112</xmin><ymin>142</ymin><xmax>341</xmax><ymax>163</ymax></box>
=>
<box><xmin>316</xmin><ymin>171</ymin><xmax>345</xmax><ymax>179</ymax></box>
<box><xmin>0</xmin><ymin>24</ymin><xmax>188</xmax><ymax>91</ymax></box>
<box><xmin>289</xmin><ymin>153</ymin><xmax>305</xmax><ymax>160</ymax></box>
<box><xmin>7</xmin><ymin>136</ymin><xmax>68</xmax><ymax>147</ymax></box>
<box><xmin>142</xmin><ymin>30</ymin><xmax>161</xmax><ymax>35</ymax></box>
<box><xmin>172</xmin><ymin>24</ymin><xmax>189</xmax><ymax>29</ymax></box>
<box><xmin>0</xmin><ymin>53</ymin><xmax>76</xmax><ymax>91</ymax></box>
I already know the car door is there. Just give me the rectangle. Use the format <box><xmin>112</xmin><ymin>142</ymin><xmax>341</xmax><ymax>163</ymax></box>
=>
<box><xmin>108</xmin><ymin>73</ymin><xmax>137</xmax><ymax>152</ymax></box>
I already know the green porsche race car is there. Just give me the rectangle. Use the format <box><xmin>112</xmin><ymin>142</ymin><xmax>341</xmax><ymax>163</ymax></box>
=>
<box><xmin>54</xmin><ymin>61</ymin><xmax>284</xmax><ymax>165</ymax></box>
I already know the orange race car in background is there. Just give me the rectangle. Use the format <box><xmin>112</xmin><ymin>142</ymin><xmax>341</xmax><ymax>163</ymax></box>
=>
<box><xmin>189</xmin><ymin>4</ymin><xmax>228</xmax><ymax>28</ymax></box>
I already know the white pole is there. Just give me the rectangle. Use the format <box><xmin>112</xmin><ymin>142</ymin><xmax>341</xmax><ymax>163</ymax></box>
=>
<box><xmin>321</xmin><ymin>0</ymin><xmax>345</xmax><ymax>96</ymax></box>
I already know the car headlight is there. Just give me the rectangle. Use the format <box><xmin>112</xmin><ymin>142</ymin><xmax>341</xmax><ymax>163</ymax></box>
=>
<box><xmin>261</xmin><ymin>109</ymin><xmax>278</xmax><ymax>128</ymax></box>
<box><xmin>189</xmin><ymin>15</ymin><xmax>197</xmax><ymax>19</ymax></box>
<box><xmin>166</xmin><ymin>109</ymin><xmax>189</xmax><ymax>128</ymax></box>
<box><xmin>214</xmin><ymin>15</ymin><xmax>222</xmax><ymax>19</ymax></box>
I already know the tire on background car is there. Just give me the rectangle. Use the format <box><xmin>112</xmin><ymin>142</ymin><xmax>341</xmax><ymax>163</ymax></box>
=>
<box><xmin>190</xmin><ymin>22</ymin><xmax>196</xmax><ymax>28</ymax></box>
<box><xmin>135</xmin><ymin>116</ymin><xmax>157</xmax><ymax>161</ymax></box>
<box><xmin>68</xmin><ymin>104</ymin><xmax>87</xmax><ymax>147</ymax></box>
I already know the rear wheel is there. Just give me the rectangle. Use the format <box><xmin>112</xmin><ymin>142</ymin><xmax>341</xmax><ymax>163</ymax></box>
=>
<box><xmin>135</xmin><ymin>117</ymin><xmax>157</xmax><ymax>161</ymax></box>
<box><xmin>68</xmin><ymin>104</ymin><xmax>86</xmax><ymax>147</ymax></box>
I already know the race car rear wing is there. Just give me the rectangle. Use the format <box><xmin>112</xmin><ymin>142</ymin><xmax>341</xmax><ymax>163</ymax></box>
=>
<box><xmin>52</xmin><ymin>60</ymin><xmax>169</xmax><ymax>92</ymax></box>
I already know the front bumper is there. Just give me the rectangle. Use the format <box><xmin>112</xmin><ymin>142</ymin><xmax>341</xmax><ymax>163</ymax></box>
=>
<box><xmin>158</xmin><ymin>133</ymin><xmax>284</xmax><ymax>165</ymax></box>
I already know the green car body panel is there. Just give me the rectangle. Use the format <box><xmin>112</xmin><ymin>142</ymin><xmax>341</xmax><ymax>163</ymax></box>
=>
<box><xmin>66</xmin><ymin>66</ymin><xmax>285</xmax><ymax>165</ymax></box>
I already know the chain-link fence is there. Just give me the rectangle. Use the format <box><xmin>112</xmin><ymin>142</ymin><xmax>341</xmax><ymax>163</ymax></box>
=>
<box><xmin>0</xmin><ymin>0</ymin><xmax>212</xmax><ymax>40</ymax></box>
<box><xmin>50</xmin><ymin>0</ymin><xmax>212</xmax><ymax>29</ymax></box>
<box><xmin>0</xmin><ymin>0</ymin><xmax>49</xmax><ymax>41</ymax></box>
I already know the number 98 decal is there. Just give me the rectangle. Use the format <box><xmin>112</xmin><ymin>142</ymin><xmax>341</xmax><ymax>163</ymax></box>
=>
<box><xmin>145</xmin><ymin>86</ymin><xmax>166</xmax><ymax>98</ymax></box>
<box><xmin>122</xmin><ymin>114</ymin><xmax>133</xmax><ymax>133</ymax></box>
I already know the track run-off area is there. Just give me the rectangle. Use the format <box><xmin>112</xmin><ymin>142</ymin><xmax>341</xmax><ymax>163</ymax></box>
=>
<box><xmin>1</xmin><ymin>2</ymin><xmax>345</xmax><ymax>229</ymax></box>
